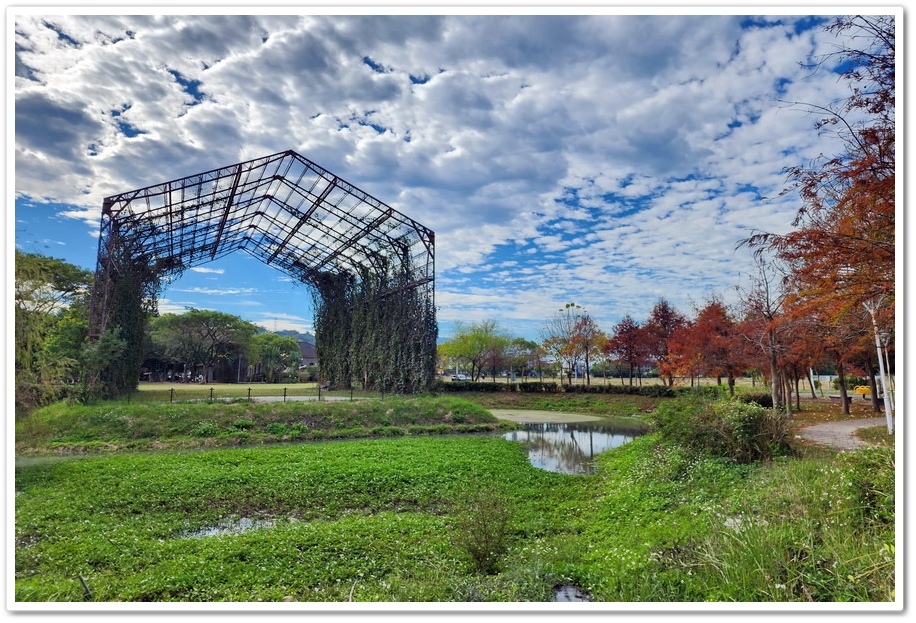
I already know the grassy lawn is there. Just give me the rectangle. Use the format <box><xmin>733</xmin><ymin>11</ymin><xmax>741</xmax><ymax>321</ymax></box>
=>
<box><xmin>14</xmin><ymin>395</ymin><xmax>517</xmax><ymax>456</ymax></box>
<box><xmin>130</xmin><ymin>381</ymin><xmax>371</xmax><ymax>403</ymax></box>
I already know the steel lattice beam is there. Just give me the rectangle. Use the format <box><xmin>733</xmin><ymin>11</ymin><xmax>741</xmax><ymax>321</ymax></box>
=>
<box><xmin>88</xmin><ymin>150</ymin><xmax>435</xmax><ymax>338</ymax></box>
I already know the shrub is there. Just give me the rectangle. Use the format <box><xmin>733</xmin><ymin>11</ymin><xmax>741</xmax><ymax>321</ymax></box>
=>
<box><xmin>289</xmin><ymin>422</ymin><xmax>309</xmax><ymax>439</ymax></box>
<box><xmin>650</xmin><ymin>395</ymin><xmax>790</xmax><ymax>463</ymax></box>
<box><xmin>265</xmin><ymin>422</ymin><xmax>288</xmax><ymax>436</ymax></box>
<box><xmin>833</xmin><ymin>376</ymin><xmax>869</xmax><ymax>391</ymax></box>
<box><xmin>738</xmin><ymin>392</ymin><xmax>774</xmax><ymax>409</ymax></box>
<box><xmin>561</xmin><ymin>384</ymin><xmax>675</xmax><ymax>398</ymax></box>
<box><xmin>232</xmin><ymin>419</ymin><xmax>254</xmax><ymax>430</ymax></box>
<box><xmin>370</xmin><ymin>426</ymin><xmax>405</xmax><ymax>437</ymax></box>
<box><xmin>193</xmin><ymin>421</ymin><xmax>220</xmax><ymax>437</ymax></box>
<box><xmin>439</xmin><ymin>381</ymin><xmax>511</xmax><ymax>392</ymax></box>
<box><xmin>450</xmin><ymin>486</ymin><xmax>515</xmax><ymax>575</ymax></box>
<box><xmin>517</xmin><ymin>382</ymin><xmax>559</xmax><ymax>393</ymax></box>
<box><xmin>298</xmin><ymin>366</ymin><xmax>319</xmax><ymax>382</ymax></box>
<box><xmin>672</xmin><ymin>385</ymin><xmax>726</xmax><ymax>399</ymax></box>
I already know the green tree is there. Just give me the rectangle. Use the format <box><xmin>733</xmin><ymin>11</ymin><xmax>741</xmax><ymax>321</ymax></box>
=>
<box><xmin>438</xmin><ymin>320</ymin><xmax>509</xmax><ymax>381</ymax></box>
<box><xmin>148</xmin><ymin>309</ymin><xmax>258</xmax><ymax>381</ymax></box>
<box><xmin>14</xmin><ymin>250</ymin><xmax>92</xmax><ymax>411</ymax></box>
<box><xmin>575</xmin><ymin>311</ymin><xmax>604</xmax><ymax>386</ymax></box>
<box><xmin>251</xmin><ymin>333</ymin><xmax>302</xmax><ymax>383</ymax></box>
<box><xmin>505</xmin><ymin>337</ymin><xmax>539</xmax><ymax>381</ymax></box>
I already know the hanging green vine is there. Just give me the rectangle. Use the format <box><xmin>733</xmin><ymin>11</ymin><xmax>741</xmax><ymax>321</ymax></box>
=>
<box><xmin>91</xmin><ymin>228</ymin><xmax>164</xmax><ymax>400</ymax></box>
<box><xmin>311</xmin><ymin>256</ymin><xmax>437</xmax><ymax>394</ymax></box>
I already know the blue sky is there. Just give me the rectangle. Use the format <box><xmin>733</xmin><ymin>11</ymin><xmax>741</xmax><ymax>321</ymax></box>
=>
<box><xmin>11</xmin><ymin>6</ymin><xmax>889</xmax><ymax>342</ymax></box>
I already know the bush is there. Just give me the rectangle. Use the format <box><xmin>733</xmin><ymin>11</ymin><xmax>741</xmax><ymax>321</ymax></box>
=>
<box><xmin>562</xmin><ymin>384</ymin><xmax>675</xmax><ymax>398</ymax></box>
<box><xmin>833</xmin><ymin>376</ymin><xmax>869</xmax><ymax>391</ymax></box>
<box><xmin>450</xmin><ymin>486</ymin><xmax>515</xmax><ymax>575</ymax></box>
<box><xmin>298</xmin><ymin>367</ymin><xmax>319</xmax><ymax>383</ymax></box>
<box><xmin>738</xmin><ymin>392</ymin><xmax>774</xmax><ymax>409</ymax></box>
<box><xmin>650</xmin><ymin>395</ymin><xmax>790</xmax><ymax>463</ymax></box>
<box><xmin>265</xmin><ymin>422</ymin><xmax>288</xmax><ymax>436</ymax></box>
<box><xmin>193</xmin><ymin>421</ymin><xmax>220</xmax><ymax>437</ymax></box>
<box><xmin>370</xmin><ymin>426</ymin><xmax>406</xmax><ymax>437</ymax></box>
<box><xmin>439</xmin><ymin>381</ymin><xmax>512</xmax><ymax>392</ymax></box>
<box><xmin>672</xmin><ymin>385</ymin><xmax>726</xmax><ymax>399</ymax></box>
<box><xmin>517</xmin><ymin>382</ymin><xmax>559</xmax><ymax>392</ymax></box>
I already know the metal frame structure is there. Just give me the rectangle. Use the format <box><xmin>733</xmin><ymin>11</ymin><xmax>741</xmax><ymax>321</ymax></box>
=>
<box><xmin>88</xmin><ymin>150</ymin><xmax>435</xmax><ymax>339</ymax></box>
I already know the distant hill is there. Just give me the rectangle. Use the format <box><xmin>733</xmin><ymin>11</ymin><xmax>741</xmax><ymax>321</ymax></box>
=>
<box><xmin>254</xmin><ymin>327</ymin><xmax>315</xmax><ymax>343</ymax></box>
<box><xmin>275</xmin><ymin>329</ymin><xmax>316</xmax><ymax>344</ymax></box>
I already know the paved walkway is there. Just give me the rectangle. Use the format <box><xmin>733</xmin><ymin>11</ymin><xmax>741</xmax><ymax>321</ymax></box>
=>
<box><xmin>795</xmin><ymin>417</ymin><xmax>890</xmax><ymax>451</ymax></box>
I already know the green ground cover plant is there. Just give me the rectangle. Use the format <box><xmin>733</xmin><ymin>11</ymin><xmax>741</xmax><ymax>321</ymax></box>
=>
<box><xmin>15</xmin><ymin>436</ymin><xmax>587</xmax><ymax>602</ymax></box>
<box><xmin>14</xmin><ymin>391</ymin><xmax>895</xmax><ymax>603</ymax></box>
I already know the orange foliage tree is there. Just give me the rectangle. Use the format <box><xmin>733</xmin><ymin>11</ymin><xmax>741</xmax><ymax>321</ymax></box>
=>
<box><xmin>643</xmin><ymin>298</ymin><xmax>687</xmax><ymax>387</ymax></box>
<box><xmin>742</xmin><ymin>16</ymin><xmax>895</xmax><ymax>416</ymax></box>
<box><xmin>665</xmin><ymin>297</ymin><xmax>747</xmax><ymax>394</ymax></box>
<box><xmin>746</xmin><ymin>16</ymin><xmax>894</xmax><ymax>310</ymax></box>
<box><xmin>605</xmin><ymin>314</ymin><xmax>651</xmax><ymax>387</ymax></box>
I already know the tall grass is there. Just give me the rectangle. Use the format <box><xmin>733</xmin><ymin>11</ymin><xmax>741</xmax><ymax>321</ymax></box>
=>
<box><xmin>690</xmin><ymin>448</ymin><xmax>896</xmax><ymax>601</ymax></box>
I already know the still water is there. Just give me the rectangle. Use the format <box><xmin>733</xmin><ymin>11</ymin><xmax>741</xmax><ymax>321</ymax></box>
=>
<box><xmin>503</xmin><ymin>420</ymin><xmax>647</xmax><ymax>475</ymax></box>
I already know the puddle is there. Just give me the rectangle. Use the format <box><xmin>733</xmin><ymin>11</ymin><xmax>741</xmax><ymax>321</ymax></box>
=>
<box><xmin>503</xmin><ymin>420</ymin><xmax>646</xmax><ymax>474</ymax></box>
<box><xmin>179</xmin><ymin>515</ymin><xmax>276</xmax><ymax>539</ymax></box>
<box><xmin>553</xmin><ymin>584</ymin><xmax>591</xmax><ymax>601</ymax></box>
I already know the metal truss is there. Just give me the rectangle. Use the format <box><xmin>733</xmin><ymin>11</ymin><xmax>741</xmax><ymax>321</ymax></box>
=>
<box><xmin>88</xmin><ymin>150</ymin><xmax>435</xmax><ymax>338</ymax></box>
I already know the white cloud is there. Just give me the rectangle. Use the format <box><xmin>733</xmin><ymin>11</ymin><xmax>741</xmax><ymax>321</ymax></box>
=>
<box><xmin>252</xmin><ymin>312</ymin><xmax>313</xmax><ymax>334</ymax></box>
<box><xmin>189</xmin><ymin>267</ymin><xmax>225</xmax><ymax>274</ymax></box>
<box><xmin>13</xmin><ymin>13</ymin><xmax>881</xmax><ymax>339</ymax></box>
<box><xmin>172</xmin><ymin>286</ymin><xmax>257</xmax><ymax>296</ymax></box>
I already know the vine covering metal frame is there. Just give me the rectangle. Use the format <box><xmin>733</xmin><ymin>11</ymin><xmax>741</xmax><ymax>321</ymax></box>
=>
<box><xmin>88</xmin><ymin>150</ymin><xmax>436</xmax><ymax>392</ymax></box>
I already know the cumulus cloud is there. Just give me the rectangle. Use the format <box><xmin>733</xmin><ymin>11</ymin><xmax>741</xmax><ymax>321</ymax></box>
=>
<box><xmin>13</xmin><ymin>12</ymin><xmax>872</xmax><ymax>338</ymax></box>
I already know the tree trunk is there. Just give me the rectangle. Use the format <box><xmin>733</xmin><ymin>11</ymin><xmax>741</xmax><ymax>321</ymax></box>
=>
<box><xmin>837</xmin><ymin>360</ymin><xmax>850</xmax><ymax>415</ymax></box>
<box><xmin>868</xmin><ymin>365</ymin><xmax>881</xmax><ymax>412</ymax></box>
<box><xmin>783</xmin><ymin>372</ymin><xmax>793</xmax><ymax>417</ymax></box>
<box><xmin>768</xmin><ymin>332</ymin><xmax>779</xmax><ymax>411</ymax></box>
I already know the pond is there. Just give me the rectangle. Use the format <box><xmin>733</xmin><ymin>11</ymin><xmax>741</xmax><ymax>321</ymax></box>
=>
<box><xmin>492</xmin><ymin>410</ymin><xmax>648</xmax><ymax>475</ymax></box>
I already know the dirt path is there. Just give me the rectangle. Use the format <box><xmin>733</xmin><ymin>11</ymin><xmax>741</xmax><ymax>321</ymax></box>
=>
<box><xmin>488</xmin><ymin>409</ymin><xmax>602</xmax><ymax>423</ymax></box>
<box><xmin>795</xmin><ymin>417</ymin><xmax>889</xmax><ymax>451</ymax></box>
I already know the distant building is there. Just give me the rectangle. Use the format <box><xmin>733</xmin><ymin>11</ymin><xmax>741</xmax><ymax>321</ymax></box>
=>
<box><xmin>299</xmin><ymin>340</ymin><xmax>318</xmax><ymax>368</ymax></box>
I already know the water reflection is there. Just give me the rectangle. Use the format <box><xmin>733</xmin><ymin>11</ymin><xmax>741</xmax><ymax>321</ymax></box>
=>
<box><xmin>178</xmin><ymin>515</ymin><xmax>276</xmax><ymax>539</ymax></box>
<box><xmin>504</xmin><ymin>421</ymin><xmax>646</xmax><ymax>474</ymax></box>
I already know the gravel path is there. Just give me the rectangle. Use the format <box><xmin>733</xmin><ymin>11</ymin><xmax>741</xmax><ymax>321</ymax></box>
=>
<box><xmin>795</xmin><ymin>417</ymin><xmax>889</xmax><ymax>451</ymax></box>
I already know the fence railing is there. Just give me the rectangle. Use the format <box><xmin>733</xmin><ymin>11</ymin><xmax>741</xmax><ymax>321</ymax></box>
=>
<box><xmin>127</xmin><ymin>382</ymin><xmax>387</xmax><ymax>404</ymax></box>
